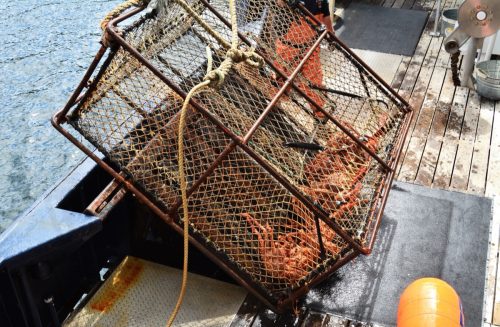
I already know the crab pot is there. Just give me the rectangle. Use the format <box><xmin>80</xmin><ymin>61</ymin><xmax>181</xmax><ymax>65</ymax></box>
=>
<box><xmin>53</xmin><ymin>0</ymin><xmax>412</xmax><ymax>312</ymax></box>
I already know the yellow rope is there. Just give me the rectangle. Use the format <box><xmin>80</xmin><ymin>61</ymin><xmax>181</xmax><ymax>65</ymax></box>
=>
<box><xmin>100</xmin><ymin>0</ymin><xmax>149</xmax><ymax>31</ymax></box>
<box><xmin>166</xmin><ymin>80</ymin><xmax>210</xmax><ymax>327</ymax></box>
<box><xmin>166</xmin><ymin>0</ymin><xmax>263</xmax><ymax>325</ymax></box>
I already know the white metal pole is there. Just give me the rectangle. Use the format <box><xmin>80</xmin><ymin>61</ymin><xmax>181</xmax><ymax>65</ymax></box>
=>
<box><xmin>481</xmin><ymin>31</ymin><xmax>498</xmax><ymax>62</ymax></box>
<box><xmin>430</xmin><ymin>0</ymin><xmax>442</xmax><ymax>37</ymax></box>
<box><xmin>461</xmin><ymin>38</ymin><xmax>479</xmax><ymax>88</ymax></box>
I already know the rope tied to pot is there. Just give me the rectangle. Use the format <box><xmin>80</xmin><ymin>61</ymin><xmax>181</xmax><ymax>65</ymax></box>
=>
<box><xmin>170</xmin><ymin>0</ymin><xmax>264</xmax><ymax>325</ymax></box>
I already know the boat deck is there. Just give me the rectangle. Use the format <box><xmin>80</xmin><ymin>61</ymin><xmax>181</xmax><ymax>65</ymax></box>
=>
<box><xmin>385</xmin><ymin>1</ymin><xmax>500</xmax><ymax>197</ymax></box>
<box><xmin>381</xmin><ymin>0</ymin><xmax>500</xmax><ymax>324</ymax></box>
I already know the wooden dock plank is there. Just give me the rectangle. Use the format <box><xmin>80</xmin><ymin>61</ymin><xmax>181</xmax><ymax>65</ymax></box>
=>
<box><xmin>483</xmin><ymin>197</ymin><xmax>500</xmax><ymax>324</ymax></box>
<box><xmin>486</xmin><ymin>144</ymin><xmax>500</xmax><ymax>198</ymax></box>
<box><xmin>413</xmin><ymin>67</ymin><xmax>447</xmax><ymax>137</ymax></box>
<box><xmin>450</xmin><ymin>140</ymin><xmax>474</xmax><ymax>191</ymax></box>
<box><xmin>391</xmin><ymin>56</ymin><xmax>411</xmax><ymax>90</ymax></box>
<box><xmin>433</xmin><ymin>140</ymin><xmax>458</xmax><ymax>189</ymax></box>
<box><xmin>397</xmin><ymin>65</ymin><xmax>434</xmax><ymax>177</ymax></box>
<box><xmin>429</xmin><ymin>69</ymin><xmax>456</xmax><ymax>137</ymax></box>
<box><xmin>468</xmin><ymin>143</ymin><xmax>490</xmax><ymax>194</ymax></box>
<box><xmin>494</xmin><ymin>197</ymin><xmax>500</xmax><ymax>325</ymax></box>
<box><xmin>487</xmin><ymin>102</ymin><xmax>500</xmax><ymax>197</ymax></box>
<box><xmin>422</xmin><ymin>36</ymin><xmax>443</xmax><ymax>68</ymax></box>
<box><xmin>383</xmin><ymin>0</ymin><xmax>397</xmax><ymax>7</ymax></box>
<box><xmin>415</xmin><ymin>139</ymin><xmax>441</xmax><ymax>185</ymax></box>
<box><xmin>402</xmin><ymin>0</ymin><xmax>417</xmax><ymax>9</ymax></box>
<box><xmin>436</xmin><ymin>42</ymin><xmax>451</xmax><ymax>68</ymax></box>
<box><xmin>491</xmin><ymin>101</ymin><xmax>500</xmax><ymax>148</ymax></box>
<box><xmin>392</xmin><ymin>0</ymin><xmax>406</xmax><ymax>8</ymax></box>
<box><xmin>444</xmin><ymin>86</ymin><xmax>469</xmax><ymax>141</ymax></box>
<box><xmin>460</xmin><ymin>91</ymin><xmax>482</xmax><ymax>142</ymax></box>
<box><xmin>468</xmin><ymin>99</ymin><xmax>495</xmax><ymax>194</ymax></box>
<box><xmin>399</xmin><ymin>137</ymin><xmax>427</xmax><ymax>182</ymax></box>
<box><xmin>476</xmin><ymin>99</ymin><xmax>495</xmax><ymax>144</ymax></box>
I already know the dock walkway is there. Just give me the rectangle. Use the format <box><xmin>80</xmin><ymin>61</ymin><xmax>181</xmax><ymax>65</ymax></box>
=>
<box><xmin>379</xmin><ymin>0</ymin><xmax>500</xmax><ymax>324</ymax></box>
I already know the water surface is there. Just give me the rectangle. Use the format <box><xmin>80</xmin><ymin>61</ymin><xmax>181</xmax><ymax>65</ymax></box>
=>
<box><xmin>0</xmin><ymin>0</ymin><xmax>121</xmax><ymax>232</ymax></box>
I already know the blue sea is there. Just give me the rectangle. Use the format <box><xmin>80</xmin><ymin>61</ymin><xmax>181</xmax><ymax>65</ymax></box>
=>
<box><xmin>0</xmin><ymin>0</ymin><xmax>122</xmax><ymax>233</ymax></box>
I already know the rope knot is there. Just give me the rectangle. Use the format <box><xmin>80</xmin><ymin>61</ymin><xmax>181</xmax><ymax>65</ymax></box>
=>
<box><xmin>203</xmin><ymin>47</ymin><xmax>264</xmax><ymax>88</ymax></box>
<box><xmin>226</xmin><ymin>48</ymin><xmax>245</xmax><ymax>63</ymax></box>
<box><xmin>227</xmin><ymin>47</ymin><xmax>264</xmax><ymax>67</ymax></box>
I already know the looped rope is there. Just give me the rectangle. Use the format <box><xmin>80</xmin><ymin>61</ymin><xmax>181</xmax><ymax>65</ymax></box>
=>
<box><xmin>100</xmin><ymin>0</ymin><xmax>150</xmax><ymax>31</ymax></box>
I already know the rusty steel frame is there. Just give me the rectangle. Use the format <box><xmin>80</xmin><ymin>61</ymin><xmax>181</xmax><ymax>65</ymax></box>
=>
<box><xmin>52</xmin><ymin>3</ymin><xmax>413</xmax><ymax>312</ymax></box>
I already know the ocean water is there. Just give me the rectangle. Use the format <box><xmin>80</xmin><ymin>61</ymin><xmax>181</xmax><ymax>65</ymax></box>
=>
<box><xmin>0</xmin><ymin>0</ymin><xmax>121</xmax><ymax>233</ymax></box>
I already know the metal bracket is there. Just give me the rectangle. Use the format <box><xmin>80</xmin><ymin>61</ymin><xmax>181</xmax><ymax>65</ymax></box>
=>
<box><xmin>85</xmin><ymin>177</ymin><xmax>128</xmax><ymax>220</ymax></box>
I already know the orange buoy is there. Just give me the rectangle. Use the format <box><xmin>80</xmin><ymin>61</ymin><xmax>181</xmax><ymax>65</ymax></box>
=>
<box><xmin>397</xmin><ymin>278</ymin><xmax>464</xmax><ymax>327</ymax></box>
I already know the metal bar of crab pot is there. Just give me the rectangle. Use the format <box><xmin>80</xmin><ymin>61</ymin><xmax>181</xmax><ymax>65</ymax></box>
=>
<box><xmin>105</xmin><ymin>10</ymin><xmax>371</xmax><ymax>297</ymax></box>
<box><xmin>55</xmin><ymin>6</ymin><xmax>146</xmax><ymax>122</ymax></box>
<box><xmin>195</xmin><ymin>0</ymin><xmax>390</xmax><ymax>171</ymax></box>
<box><xmin>358</xmin><ymin>108</ymin><xmax>413</xmax><ymax>253</ymax></box>
<box><xmin>363</xmin><ymin>109</ymin><xmax>413</xmax><ymax>253</ymax></box>
<box><xmin>296</xmin><ymin>2</ymin><xmax>411</xmax><ymax>112</ymax></box>
<box><xmin>105</xmin><ymin>10</ymin><xmax>367</xmax><ymax>252</ymax></box>
<box><xmin>105</xmin><ymin>15</ymin><xmax>357</xmax><ymax>252</ymax></box>
<box><xmin>356</xmin><ymin>110</ymin><xmax>412</xmax><ymax>252</ymax></box>
<box><xmin>53</xmin><ymin>45</ymin><xmax>108</xmax><ymax>124</ymax></box>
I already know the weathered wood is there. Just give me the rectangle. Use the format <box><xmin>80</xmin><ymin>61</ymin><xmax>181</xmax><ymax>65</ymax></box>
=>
<box><xmin>486</xmin><ymin>102</ymin><xmax>500</xmax><ymax>196</ymax></box>
<box><xmin>450</xmin><ymin>140</ymin><xmax>474</xmax><ymax>191</ymax></box>
<box><xmin>397</xmin><ymin>66</ymin><xmax>434</xmax><ymax>177</ymax></box>
<box><xmin>433</xmin><ymin>140</ymin><xmax>458</xmax><ymax>189</ymax></box>
<box><xmin>483</xmin><ymin>197</ymin><xmax>500</xmax><ymax>325</ymax></box>
<box><xmin>436</xmin><ymin>43</ymin><xmax>451</xmax><ymax>68</ymax></box>
<box><xmin>383</xmin><ymin>0</ymin><xmax>397</xmax><ymax>8</ymax></box>
<box><xmin>468</xmin><ymin>99</ymin><xmax>494</xmax><ymax>194</ymax></box>
<box><xmin>422</xmin><ymin>36</ymin><xmax>443</xmax><ymax>68</ymax></box>
<box><xmin>429</xmin><ymin>69</ymin><xmax>456</xmax><ymax>138</ymax></box>
<box><xmin>402</xmin><ymin>0</ymin><xmax>416</xmax><ymax>9</ymax></box>
<box><xmin>415</xmin><ymin>139</ymin><xmax>441</xmax><ymax>185</ymax></box>
<box><xmin>444</xmin><ymin>86</ymin><xmax>469</xmax><ymax>141</ymax></box>
<box><xmin>399</xmin><ymin>136</ymin><xmax>427</xmax><ymax>181</ymax></box>
<box><xmin>494</xmin><ymin>198</ymin><xmax>500</xmax><ymax>326</ymax></box>
<box><xmin>468</xmin><ymin>143</ymin><xmax>490</xmax><ymax>194</ymax></box>
<box><xmin>413</xmin><ymin>67</ymin><xmax>447</xmax><ymax>137</ymax></box>
<box><xmin>391</xmin><ymin>56</ymin><xmax>411</xmax><ymax>90</ymax></box>
<box><xmin>460</xmin><ymin>91</ymin><xmax>481</xmax><ymax>142</ymax></box>
<box><xmin>486</xmin><ymin>144</ymin><xmax>500</xmax><ymax>197</ymax></box>
<box><xmin>490</xmin><ymin>101</ymin><xmax>500</xmax><ymax>148</ymax></box>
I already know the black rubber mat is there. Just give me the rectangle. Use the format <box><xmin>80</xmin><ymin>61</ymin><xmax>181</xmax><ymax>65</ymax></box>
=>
<box><xmin>336</xmin><ymin>3</ymin><xmax>429</xmax><ymax>56</ymax></box>
<box><xmin>305</xmin><ymin>182</ymin><xmax>492</xmax><ymax>326</ymax></box>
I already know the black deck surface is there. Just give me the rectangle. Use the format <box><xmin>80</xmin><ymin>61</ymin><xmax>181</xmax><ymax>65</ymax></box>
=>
<box><xmin>230</xmin><ymin>181</ymin><xmax>492</xmax><ymax>326</ymax></box>
<box><xmin>304</xmin><ymin>181</ymin><xmax>491</xmax><ymax>326</ymax></box>
<box><xmin>336</xmin><ymin>3</ymin><xmax>428</xmax><ymax>56</ymax></box>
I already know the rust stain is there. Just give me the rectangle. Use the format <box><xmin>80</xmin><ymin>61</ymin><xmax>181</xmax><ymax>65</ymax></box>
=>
<box><xmin>90</xmin><ymin>257</ymin><xmax>144</xmax><ymax>312</ymax></box>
